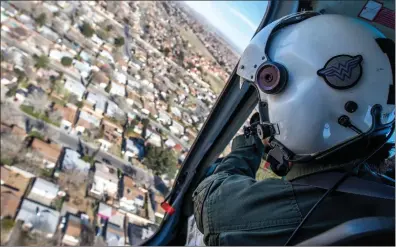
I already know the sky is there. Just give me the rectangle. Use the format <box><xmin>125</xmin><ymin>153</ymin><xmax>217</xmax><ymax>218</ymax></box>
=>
<box><xmin>184</xmin><ymin>1</ymin><xmax>268</xmax><ymax>53</ymax></box>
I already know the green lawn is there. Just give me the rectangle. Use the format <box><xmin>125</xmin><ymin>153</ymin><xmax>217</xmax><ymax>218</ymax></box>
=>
<box><xmin>20</xmin><ymin>105</ymin><xmax>61</xmax><ymax>127</ymax></box>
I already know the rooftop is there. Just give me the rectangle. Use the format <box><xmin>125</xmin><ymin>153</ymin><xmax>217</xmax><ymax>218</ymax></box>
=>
<box><xmin>0</xmin><ymin>166</ymin><xmax>31</xmax><ymax>197</ymax></box>
<box><xmin>0</xmin><ymin>188</ymin><xmax>21</xmax><ymax>218</ymax></box>
<box><xmin>54</xmin><ymin>104</ymin><xmax>78</xmax><ymax>125</ymax></box>
<box><xmin>31</xmin><ymin>138</ymin><xmax>62</xmax><ymax>164</ymax></box>
<box><xmin>16</xmin><ymin>199</ymin><xmax>60</xmax><ymax>234</ymax></box>
<box><xmin>65</xmin><ymin>214</ymin><xmax>82</xmax><ymax>239</ymax></box>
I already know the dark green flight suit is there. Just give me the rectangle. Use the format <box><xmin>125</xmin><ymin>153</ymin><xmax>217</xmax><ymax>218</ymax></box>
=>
<box><xmin>193</xmin><ymin>135</ymin><xmax>395</xmax><ymax>246</ymax></box>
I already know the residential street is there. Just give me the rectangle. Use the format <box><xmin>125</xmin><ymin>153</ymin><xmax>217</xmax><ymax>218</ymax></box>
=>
<box><xmin>8</xmin><ymin>102</ymin><xmax>155</xmax><ymax>187</ymax></box>
<box><xmin>1</xmin><ymin>32</ymin><xmax>190</xmax><ymax>150</ymax></box>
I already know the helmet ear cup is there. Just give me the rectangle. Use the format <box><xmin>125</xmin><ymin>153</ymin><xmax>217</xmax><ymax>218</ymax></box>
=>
<box><xmin>256</xmin><ymin>62</ymin><xmax>288</xmax><ymax>94</ymax></box>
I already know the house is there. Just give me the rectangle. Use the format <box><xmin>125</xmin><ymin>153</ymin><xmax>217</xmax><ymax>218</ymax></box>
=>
<box><xmin>153</xmin><ymin>194</ymin><xmax>166</xmax><ymax>220</ymax></box>
<box><xmin>73</xmin><ymin>60</ymin><xmax>92</xmax><ymax>79</ymax></box>
<box><xmin>62</xmin><ymin>214</ymin><xmax>82</xmax><ymax>246</ymax></box>
<box><xmin>126</xmin><ymin>90</ymin><xmax>142</xmax><ymax>108</ymax></box>
<box><xmin>124</xmin><ymin>138</ymin><xmax>145</xmax><ymax>161</ymax></box>
<box><xmin>106</xmin><ymin>223</ymin><xmax>126</xmax><ymax>246</ymax></box>
<box><xmin>91</xmin><ymin>34</ymin><xmax>105</xmax><ymax>47</ymax></box>
<box><xmin>49</xmin><ymin>49</ymin><xmax>74</xmax><ymax>62</ymax></box>
<box><xmin>85</xmin><ymin>92</ymin><xmax>107</xmax><ymax>114</ymax></box>
<box><xmin>27</xmin><ymin>178</ymin><xmax>60</xmax><ymax>206</ymax></box>
<box><xmin>54</xmin><ymin>103</ymin><xmax>78</xmax><ymax>133</ymax></box>
<box><xmin>186</xmin><ymin>128</ymin><xmax>197</xmax><ymax>140</ymax></box>
<box><xmin>11</xmin><ymin>124</ymin><xmax>27</xmax><ymax>137</ymax></box>
<box><xmin>169</xmin><ymin>120</ymin><xmax>185</xmax><ymax>136</ymax></box>
<box><xmin>79</xmin><ymin>50</ymin><xmax>94</xmax><ymax>64</ymax></box>
<box><xmin>158</xmin><ymin>110</ymin><xmax>172</xmax><ymax>126</ymax></box>
<box><xmin>97</xmin><ymin>203</ymin><xmax>126</xmax><ymax>245</ymax></box>
<box><xmin>30</xmin><ymin>138</ymin><xmax>62</xmax><ymax>169</ymax></box>
<box><xmin>0</xmin><ymin>166</ymin><xmax>31</xmax><ymax>219</ymax></box>
<box><xmin>114</xmin><ymin>71</ymin><xmax>127</xmax><ymax>85</ymax></box>
<box><xmin>133</xmin><ymin>122</ymin><xmax>143</xmax><ymax>136</ymax></box>
<box><xmin>120</xmin><ymin>176</ymin><xmax>147</xmax><ymax>213</ymax></box>
<box><xmin>90</xmin><ymin>71</ymin><xmax>109</xmax><ymax>88</ymax></box>
<box><xmin>164</xmin><ymin>138</ymin><xmax>176</xmax><ymax>148</ymax></box>
<box><xmin>15</xmin><ymin>199</ymin><xmax>60</xmax><ymax>237</ymax></box>
<box><xmin>90</xmin><ymin>163</ymin><xmax>119</xmax><ymax>199</ymax></box>
<box><xmin>61</xmin><ymin>149</ymin><xmax>90</xmax><ymax>174</ymax></box>
<box><xmin>146</xmin><ymin>128</ymin><xmax>162</xmax><ymax>147</ymax></box>
<box><xmin>63</xmin><ymin>78</ymin><xmax>86</xmax><ymax>100</ymax></box>
<box><xmin>109</xmin><ymin>81</ymin><xmax>126</xmax><ymax>97</ymax></box>
<box><xmin>15</xmin><ymin>88</ymin><xmax>28</xmax><ymax>102</ymax></box>
<box><xmin>39</xmin><ymin>25</ymin><xmax>60</xmax><ymax>43</ymax></box>
<box><xmin>3</xmin><ymin>21</ymin><xmax>31</xmax><ymax>41</ymax></box>
<box><xmin>1</xmin><ymin>70</ymin><xmax>18</xmax><ymax>85</ymax></box>
<box><xmin>182</xmin><ymin>112</ymin><xmax>193</xmax><ymax>126</ymax></box>
<box><xmin>127</xmin><ymin>222</ymin><xmax>157</xmax><ymax>246</ymax></box>
<box><xmin>100</xmin><ymin>119</ymin><xmax>123</xmax><ymax>149</ymax></box>
<box><xmin>106</xmin><ymin>100</ymin><xmax>124</xmax><ymax>118</ymax></box>
<box><xmin>141</xmin><ymin>98</ymin><xmax>158</xmax><ymax>118</ymax></box>
<box><xmin>75</xmin><ymin>107</ymin><xmax>102</xmax><ymax>135</ymax></box>
<box><xmin>170</xmin><ymin>106</ymin><xmax>182</xmax><ymax>118</ymax></box>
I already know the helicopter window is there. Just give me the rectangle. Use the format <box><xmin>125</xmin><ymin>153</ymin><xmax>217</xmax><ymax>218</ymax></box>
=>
<box><xmin>0</xmin><ymin>0</ymin><xmax>266</xmax><ymax>245</ymax></box>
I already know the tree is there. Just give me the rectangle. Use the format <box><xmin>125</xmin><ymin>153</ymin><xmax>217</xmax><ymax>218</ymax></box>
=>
<box><xmin>61</xmin><ymin>56</ymin><xmax>73</xmax><ymax>67</ymax></box>
<box><xmin>58</xmin><ymin>168</ymin><xmax>87</xmax><ymax>191</ymax></box>
<box><xmin>80</xmin><ymin>22</ymin><xmax>95</xmax><ymax>38</ymax></box>
<box><xmin>114</xmin><ymin>37</ymin><xmax>125</xmax><ymax>47</ymax></box>
<box><xmin>104</xmin><ymin>83</ymin><xmax>112</xmax><ymax>93</ymax></box>
<box><xmin>143</xmin><ymin>145</ymin><xmax>178</xmax><ymax>176</ymax></box>
<box><xmin>96</xmin><ymin>29</ymin><xmax>109</xmax><ymax>41</ymax></box>
<box><xmin>163</xmin><ymin>47</ymin><xmax>171</xmax><ymax>57</ymax></box>
<box><xmin>22</xmin><ymin>56</ymin><xmax>36</xmax><ymax>80</ymax></box>
<box><xmin>36</xmin><ymin>77</ymin><xmax>52</xmax><ymax>92</ymax></box>
<box><xmin>113</xmin><ymin>111</ymin><xmax>127</xmax><ymax>125</ymax></box>
<box><xmin>141</xmin><ymin>118</ymin><xmax>150</xmax><ymax>139</ymax></box>
<box><xmin>33</xmin><ymin>55</ymin><xmax>49</xmax><ymax>69</ymax></box>
<box><xmin>64</xmin><ymin>92</ymin><xmax>79</xmax><ymax>105</ymax></box>
<box><xmin>0</xmin><ymin>102</ymin><xmax>22</xmax><ymax>124</ymax></box>
<box><xmin>48</xmin><ymin>110</ymin><xmax>62</xmax><ymax>123</ymax></box>
<box><xmin>111</xmin><ymin>95</ymin><xmax>129</xmax><ymax>113</ymax></box>
<box><xmin>82</xmin><ymin>126</ymin><xmax>101</xmax><ymax>144</ymax></box>
<box><xmin>0</xmin><ymin>133</ymin><xmax>25</xmax><ymax>165</ymax></box>
<box><xmin>35</xmin><ymin>13</ymin><xmax>46</xmax><ymax>27</ymax></box>
<box><xmin>26</xmin><ymin>91</ymin><xmax>49</xmax><ymax>115</ymax></box>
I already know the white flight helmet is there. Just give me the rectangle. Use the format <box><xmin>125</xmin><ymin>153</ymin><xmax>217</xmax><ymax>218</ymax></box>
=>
<box><xmin>238</xmin><ymin>12</ymin><xmax>394</xmax><ymax>166</ymax></box>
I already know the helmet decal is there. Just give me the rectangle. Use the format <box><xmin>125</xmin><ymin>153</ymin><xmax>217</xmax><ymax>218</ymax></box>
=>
<box><xmin>317</xmin><ymin>55</ymin><xmax>363</xmax><ymax>89</ymax></box>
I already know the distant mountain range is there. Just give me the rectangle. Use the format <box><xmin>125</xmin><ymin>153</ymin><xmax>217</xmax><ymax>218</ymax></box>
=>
<box><xmin>177</xmin><ymin>1</ymin><xmax>243</xmax><ymax>55</ymax></box>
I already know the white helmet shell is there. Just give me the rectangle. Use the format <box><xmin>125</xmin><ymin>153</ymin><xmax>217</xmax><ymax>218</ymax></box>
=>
<box><xmin>238</xmin><ymin>14</ymin><xmax>394</xmax><ymax>155</ymax></box>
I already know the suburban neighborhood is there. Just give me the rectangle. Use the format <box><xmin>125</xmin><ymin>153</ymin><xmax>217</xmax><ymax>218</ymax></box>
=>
<box><xmin>0</xmin><ymin>1</ymin><xmax>240</xmax><ymax>246</ymax></box>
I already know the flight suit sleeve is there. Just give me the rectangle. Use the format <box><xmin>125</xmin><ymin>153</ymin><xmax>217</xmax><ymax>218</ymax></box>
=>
<box><xmin>192</xmin><ymin>134</ymin><xmax>265</xmax><ymax>244</ymax></box>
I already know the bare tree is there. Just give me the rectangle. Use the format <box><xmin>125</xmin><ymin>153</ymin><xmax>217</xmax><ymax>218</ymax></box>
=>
<box><xmin>58</xmin><ymin>168</ymin><xmax>87</xmax><ymax>192</ymax></box>
<box><xmin>111</xmin><ymin>95</ymin><xmax>130</xmax><ymax>113</ymax></box>
<box><xmin>26</xmin><ymin>91</ymin><xmax>49</xmax><ymax>114</ymax></box>
<box><xmin>0</xmin><ymin>133</ymin><xmax>25</xmax><ymax>163</ymax></box>
<box><xmin>81</xmin><ymin>126</ymin><xmax>101</xmax><ymax>145</ymax></box>
<box><xmin>64</xmin><ymin>92</ymin><xmax>80</xmax><ymax>105</ymax></box>
<box><xmin>36</xmin><ymin>77</ymin><xmax>52</xmax><ymax>92</ymax></box>
<box><xmin>22</xmin><ymin>56</ymin><xmax>36</xmax><ymax>80</ymax></box>
<box><xmin>0</xmin><ymin>102</ymin><xmax>23</xmax><ymax>125</ymax></box>
<box><xmin>112</xmin><ymin>48</ymin><xmax>123</xmax><ymax>63</ymax></box>
<box><xmin>48</xmin><ymin>110</ymin><xmax>62</xmax><ymax>123</ymax></box>
<box><xmin>113</xmin><ymin>111</ymin><xmax>127</xmax><ymax>125</ymax></box>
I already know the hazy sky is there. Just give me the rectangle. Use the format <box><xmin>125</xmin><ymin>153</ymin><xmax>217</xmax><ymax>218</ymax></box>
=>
<box><xmin>184</xmin><ymin>1</ymin><xmax>268</xmax><ymax>52</ymax></box>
